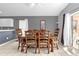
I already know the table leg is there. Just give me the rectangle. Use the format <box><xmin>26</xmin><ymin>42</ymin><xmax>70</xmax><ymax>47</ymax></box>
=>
<box><xmin>50</xmin><ymin>39</ymin><xmax>53</xmax><ymax>52</ymax></box>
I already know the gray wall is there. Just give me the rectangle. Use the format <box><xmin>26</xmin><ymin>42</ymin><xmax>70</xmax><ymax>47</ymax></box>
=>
<box><xmin>0</xmin><ymin>16</ymin><xmax>58</xmax><ymax>32</ymax></box>
<box><xmin>58</xmin><ymin>3</ymin><xmax>79</xmax><ymax>42</ymax></box>
<box><xmin>28</xmin><ymin>16</ymin><xmax>58</xmax><ymax>32</ymax></box>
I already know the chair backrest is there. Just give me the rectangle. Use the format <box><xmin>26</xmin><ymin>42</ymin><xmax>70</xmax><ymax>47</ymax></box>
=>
<box><xmin>16</xmin><ymin>29</ymin><xmax>22</xmax><ymax>37</ymax></box>
<box><xmin>25</xmin><ymin>30</ymin><xmax>36</xmax><ymax>40</ymax></box>
<box><xmin>33</xmin><ymin>29</ymin><xmax>39</xmax><ymax>33</ymax></box>
<box><xmin>54</xmin><ymin>28</ymin><xmax>59</xmax><ymax>36</ymax></box>
<box><xmin>39</xmin><ymin>30</ymin><xmax>50</xmax><ymax>40</ymax></box>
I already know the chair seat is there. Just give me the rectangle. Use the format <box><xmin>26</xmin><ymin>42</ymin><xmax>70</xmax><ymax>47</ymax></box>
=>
<box><xmin>25</xmin><ymin>39</ymin><xmax>36</xmax><ymax>44</ymax></box>
<box><xmin>40</xmin><ymin>40</ymin><xmax>48</xmax><ymax>43</ymax></box>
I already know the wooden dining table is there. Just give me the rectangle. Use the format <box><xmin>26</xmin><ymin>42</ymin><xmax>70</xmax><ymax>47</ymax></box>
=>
<box><xmin>20</xmin><ymin>30</ymin><xmax>54</xmax><ymax>52</ymax></box>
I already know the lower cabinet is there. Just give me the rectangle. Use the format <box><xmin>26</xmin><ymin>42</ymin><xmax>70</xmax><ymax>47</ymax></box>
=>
<box><xmin>0</xmin><ymin>31</ymin><xmax>16</xmax><ymax>44</ymax></box>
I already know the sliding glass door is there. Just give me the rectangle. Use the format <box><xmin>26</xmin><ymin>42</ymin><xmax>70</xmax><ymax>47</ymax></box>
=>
<box><xmin>72</xmin><ymin>14</ymin><xmax>79</xmax><ymax>49</ymax></box>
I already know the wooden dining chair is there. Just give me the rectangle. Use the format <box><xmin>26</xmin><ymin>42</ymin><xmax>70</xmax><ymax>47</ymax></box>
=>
<box><xmin>53</xmin><ymin>28</ymin><xmax>59</xmax><ymax>49</ymax></box>
<box><xmin>16</xmin><ymin>29</ymin><xmax>26</xmax><ymax>52</ymax></box>
<box><xmin>25</xmin><ymin>30</ymin><xmax>37</xmax><ymax>53</ymax></box>
<box><xmin>38</xmin><ymin>30</ymin><xmax>50</xmax><ymax>54</ymax></box>
<box><xmin>16</xmin><ymin>29</ymin><xmax>22</xmax><ymax>49</ymax></box>
<box><xmin>53</xmin><ymin>36</ymin><xmax>59</xmax><ymax>49</ymax></box>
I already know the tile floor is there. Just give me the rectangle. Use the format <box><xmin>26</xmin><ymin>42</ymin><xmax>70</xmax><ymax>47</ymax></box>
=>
<box><xmin>0</xmin><ymin>39</ymin><xmax>76</xmax><ymax>56</ymax></box>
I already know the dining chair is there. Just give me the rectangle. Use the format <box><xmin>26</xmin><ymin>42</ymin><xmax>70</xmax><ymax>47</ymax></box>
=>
<box><xmin>38</xmin><ymin>30</ymin><xmax>50</xmax><ymax>54</ymax></box>
<box><xmin>25</xmin><ymin>30</ymin><xmax>37</xmax><ymax>53</ymax></box>
<box><xmin>16</xmin><ymin>29</ymin><xmax>22</xmax><ymax>49</ymax></box>
<box><xmin>53</xmin><ymin>28</ymin><xmax>59</xmax><ymax>49</ymax></box>
<box><xmin>16</xmin><ymin>29</ymin><xmax>26</xmax><ymax>52</ymax></box>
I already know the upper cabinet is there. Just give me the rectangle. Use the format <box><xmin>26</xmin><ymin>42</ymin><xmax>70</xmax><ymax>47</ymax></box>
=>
<box><xmin>0</xmin><ymin>18</ymin><xmax>14</xmax><ymax>27</ymax></box>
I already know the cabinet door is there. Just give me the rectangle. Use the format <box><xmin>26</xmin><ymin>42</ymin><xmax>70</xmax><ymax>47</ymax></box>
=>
<box><xmin>0</xmin><ymin>31</ymin><xmax>15</xmax><ymax>44</ymax></box>
<box><xmin>12</xmin><ymin>31</ymin><xmax>16</xmax><ymax>39</ymax></box>
<box><xmin>5</xmin><ymin>31</ymin><xmax>13</xmax><ymax>40</ymax></box>
<box><xmin>0</xmin><ymin>32</ymin><xmax>7</xmax><ymax>44</ymax></box>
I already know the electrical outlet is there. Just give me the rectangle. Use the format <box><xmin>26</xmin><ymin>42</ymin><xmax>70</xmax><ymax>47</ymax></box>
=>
<box><xmin>6</xmin><ymin>37</ymin><xmax>9</xmax><ymax>40</ymax></box>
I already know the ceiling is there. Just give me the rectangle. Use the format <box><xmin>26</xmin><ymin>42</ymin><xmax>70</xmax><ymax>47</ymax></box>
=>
<box><xmin>0</xmin><ymin>3</ymin><xmax>68</xmax><ymax>16</ymax></box>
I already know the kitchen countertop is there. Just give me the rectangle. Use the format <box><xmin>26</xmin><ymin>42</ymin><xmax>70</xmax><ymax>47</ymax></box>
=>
<box><xmin>0</xmin><ymin>29</ymin><xmax>15</xmax><ymax>32</ymax></box>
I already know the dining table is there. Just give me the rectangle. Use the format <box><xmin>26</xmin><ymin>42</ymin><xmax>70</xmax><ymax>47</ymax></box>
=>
<box><xmin>20</xmin><ymin>29</ymin><xmax>54</xmax><ymax>52</ymax></box>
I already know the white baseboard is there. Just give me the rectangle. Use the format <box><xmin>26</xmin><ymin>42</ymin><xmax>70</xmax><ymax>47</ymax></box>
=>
<box><xmin>0</xmin><ymin>39</ymin><xmax>16</xmax><ymax>46</ymax></box>
<box><xmin>63</xmin><ymin>47</ymin><xmax>72</xmax><ymax>55</ymax></box>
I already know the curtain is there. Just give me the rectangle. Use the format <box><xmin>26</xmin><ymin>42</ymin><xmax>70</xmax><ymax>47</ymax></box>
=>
<box><xmin>63</xmin><ymin>13</ymin><xmax>72</xmax><ymax>46</ymax></box>
<box><xmin>61</xmin><ymin>14</ymin><xmax>65</xmax><ymax>45</ymax></box>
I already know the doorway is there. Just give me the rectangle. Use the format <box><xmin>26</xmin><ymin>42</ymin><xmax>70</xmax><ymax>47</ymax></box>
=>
<box><xmin>19</xmin><ymin>19</ymin><xmax>28</xmax><ymax>30</ymax></box>
<box><xmin>19</xmin><ymin>19</ymin><xmax>28</xmax><ymax>35</ymax></box>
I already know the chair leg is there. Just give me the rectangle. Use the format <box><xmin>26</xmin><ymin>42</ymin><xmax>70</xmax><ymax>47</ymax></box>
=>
<box><xmin>18</xmin><ymin>46</ymin><xmax>20</xmax><ymax>50</ymax></box>
<box><xmin>18</xmin><ymin>39</ymin><xmax>20</xmax><ymax>49</ymax></box>
<box><xmin>21</xmin><ymin>43</ymin><xmax>24</xmax><ymax>52</ymax></box>
<box><xmin>38</xmin><ymin>42</ymin><xmax>40</xmax><ymax>53</ymax></box>
<box><xmin>48</xmin><ymin>44</ymin><xmax>50</xmax><ymax>54</ymax></box>
<box><xmin>35</xmin><ymin>46</ymin><xmax>37</xmax><ymax>53</ymax></box>
<box><xmin>25</xmin><ymin>45</ymin><xmax>27</xmax><ymax>53</ymax></box>
<box><xmin>38</xmin><ymin>39</ymin><xmax>40</xmax><ymax>53</ymax></box>
<box><xmin>25</xmin><ymin>40</ymin><xmax>27</xmax><ymax>53</ymax></box>
<box><xmin>38</xmin><ymin>45</ymin><xmax>40</xmax><ymax>53</ymax></box>
<box><xmin>48</xmin><ymin>41</ymin><xmax>50</xmax><ymax>54</ymax></box>
<box><xmin>56</xmin><ymin>44</ymin><xmax>59</xmax><ymax>49</ymax></box>
<box><xmin>51</xmin><ymin>40</ymin><xmax>53</xmax><ymax>52</ymax></box>
<box><xmin>35</xmin><ymin>41</ymin><xmax>37</xmax><ymax>53</ymax></box>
